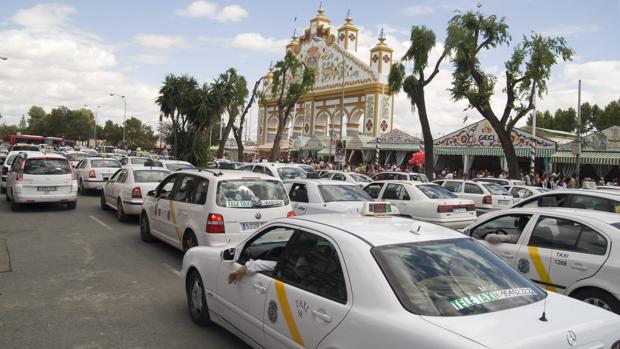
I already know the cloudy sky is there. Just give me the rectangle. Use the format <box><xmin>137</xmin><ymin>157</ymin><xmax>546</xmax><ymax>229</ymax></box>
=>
<box><xmin>0</xmin><ymin>0</ymin><xmax>618</xmax><ymax>139</ymax></box>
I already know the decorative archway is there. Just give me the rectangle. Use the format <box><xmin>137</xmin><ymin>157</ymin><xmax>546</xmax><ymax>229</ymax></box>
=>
<box><xmin>292</xmin><ymin>114</ymin><xmax>304</xmax><ymax>137</ymax></box>
<box><xmin>266</xmin><ymin>116</ymin><xmax>278</xmax><ymax>142</ymax></box>
<box><xmin>315</xmin><ymin>112</ymin><xmax>329</xmax><ymax>136</ymax></box>
<box><xmin>347</xmin><ymin>108</ymin><xmax>364</xmax><ymax>136</ymax></box>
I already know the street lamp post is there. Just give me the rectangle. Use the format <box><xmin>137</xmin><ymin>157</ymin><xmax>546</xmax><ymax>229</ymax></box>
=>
<box><xmin>84</xmin><ymin>104</ymin><xmax>101</xmax><ymax>148</ymax></box>
<box><xmin>109</xmin><ymin>93</ymin><xmax>127</xmax><ymax>144</ymax></box>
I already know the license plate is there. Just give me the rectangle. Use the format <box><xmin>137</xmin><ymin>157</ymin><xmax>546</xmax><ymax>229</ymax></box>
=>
<box><xmin>499</xmin><ymin>200</ymin><xmax>511</xmax><ymax>205</ymax></box>
<box><xmin>37</xmin><ymin>186</ymin><xmax>57</xmax><ymax>192</ymax></box>
<box><xmin>240</xmin><ymin>222</ymin><xmax>262</xmax><ymax>231</ymax></box>
<box><xmin>454</xmin><ymin>208</ymin><xmax>466</xmax><ymax>213</ymax></box>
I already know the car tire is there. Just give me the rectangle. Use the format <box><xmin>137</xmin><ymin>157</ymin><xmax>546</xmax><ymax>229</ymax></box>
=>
<box><xmin>573</xmin><ymin>288</ymin><xmax>620</xmax><ymax>314</ymax></box>
<box><xmin>116</xmin><ymin>198</ymin><xmax>128</xmax><ymax>222</ymax></box>
<box><xmin>140</xmin><ymin>212</ymin><xmax>154</xmax><ymax>242</ymax></box>
<box><xmin>100</xmin><ymin>191</ymin><xmax>110</xmax><ymax>211</ymax></box>
<box><xmin>67</xmin><ymin>201</ymin><xmax>77</xmax><ymax>210</ymax></box>
<box><xmin>186</xmin><ymin>270</ymin><xmax>212</xmax><ymax>326</ymax></box>
<box><xmin>183</xmin><ymin>231</ymin><xmax>198</xmax><ymax>252</ymax></box>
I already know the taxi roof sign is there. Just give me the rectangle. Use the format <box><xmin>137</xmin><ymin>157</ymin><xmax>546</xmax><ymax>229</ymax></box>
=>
<box><xmin>361</xmin><ymin>202</ymin><xmax>393</xmax><ymax>216</ymax></box>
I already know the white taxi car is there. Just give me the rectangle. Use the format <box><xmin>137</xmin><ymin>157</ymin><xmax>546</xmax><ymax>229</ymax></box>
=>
<box><xmin>119</xmin><ymin>156</ymin><xmax>151</xmax><ymax>167</ymax></box>
<box><xmin>504</xmin><ymin>185</ymin><xmax>550</xmax><ymax>203</ymax></box>
<box><xmin>182</xmin><ymin>203</ymin><xmax>620</xmax><ymax>349</ymax></box>
<box><xmin>74</xmin><ymin>158</ymin><xmax>122</xmax><ymax>192</ymax></box>
<box><xmin>240</xmin><ymin>163</ymin><xmax>307</xmax><ymax>180</ymax></box>
<box><xmin>318</xmin><ymin>170</ymin><xmax>373</xmax><ymax>188</ymax></box>
<box><xmin>154</xmin><ymin>159</ymin><xmax>195</xmax><ymax>171</ymax></box>
<box><xmin>364</xmin><ymin>181</ymin><xmax>476</xmax><ymax>229</ymax></box>
<box><xmin>1</xmin><ymin>150</ymin><xmax>43</xmax><ymax>194</ymax></box>
<box><xmin>6</xmin><ymin>152</ymin><xmax>77</xmax><ymax>210</ymax></box>
<box><xmin>283</xmin><ymin>179</ymin><xmax>377</xmax><ymax>216</ymax></box>
<box><xmin>434</xmin><ymin>179</ymin><xmax>514</xmax><ymax>212</ymax></box>
<box><xmin>465</xmin><ymin>207</ymin><xmax>620</xmax><ymax>314</ymax></box>
<box><xmin>140</xmin><ymin>170</ymin><xmax>294</xmax><ymax>251</ymax></box>
<box><xmin>100</xmin><ymin>166</ymin><xmax>171</xmax><ymax>221</ymax></box>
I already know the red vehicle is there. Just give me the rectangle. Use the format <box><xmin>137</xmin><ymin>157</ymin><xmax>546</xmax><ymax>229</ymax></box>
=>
<box><xmin>44</xmin><ymin>136</ymin><xmax>76</xmax><ymax>148</ymax></box>
<box><xmin>3</xmin><ymin>134</ymin><xmax>45</xmax><ymax>146</ymax></box>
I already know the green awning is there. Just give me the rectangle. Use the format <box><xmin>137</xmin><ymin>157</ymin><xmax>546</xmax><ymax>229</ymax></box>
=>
<box><xmin>317</xmin><ymin>148</ymin><xmax>335</xmax><ymax>156</ymax></box>
<box><xmin>362</xmin><ymin>143</ymin><xmax>422</xmax><ymax>151</ymax></box>
<box><xmin>434</xmin><ymin>146</ymin><xmax>555</xmax><ymax>157</ymax></box>
<box><xmin>550</xmin><ymin>151</ymin><xmax>620</xmax><ymax>166</ymax></box>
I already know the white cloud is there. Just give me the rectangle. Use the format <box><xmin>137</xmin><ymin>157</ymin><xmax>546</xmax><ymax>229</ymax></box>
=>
<box><xmin>405</xmin><ymin>5</ymin><xmax>435</xmax><ymax>16</ymax></box>
<box><xmin>176</xmin><ymin>1</ymin><xmax>248</xmax><ymax>23</ymax></box>
<box><xmin>227</xmin><ymin>33</ymin><xmax>287</xmax><ymax>53</ymax></box>
<box><xmin>134</xmin><ymin>53</ymin><xmax>169</xmax><ymax>65</ymax></box>
<box><xmin>0</xmin><ymin>4</ymin><xmax>160</xmax><ymax>129</ymax></box>
<box><xmin>12</xmin><ymin>3</ymin><xmax>77</xmax><ymax>30</ymax></box>
<box><xmin>135</xmin><ymin>34</ymin><xmax>188</xmax><ymax>49</ymax></box>
<box><xmin>542</xmin><ymin>24</ymin><xmax>601</xmax><ymax>37</ymax></box>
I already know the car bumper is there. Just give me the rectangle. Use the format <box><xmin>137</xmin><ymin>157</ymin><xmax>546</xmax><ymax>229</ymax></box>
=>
<box><xmin>122</xmin><ymin>199</ymin><xmax>143</xmax><ymax>215</ymax></box>
<box><xmin>13</xmin><ymin>192</ymin><xmax>77</xmax><ymax>204</ymax></box>
<box><xmin>83</xmin><ymin>180</ymin><xmax>106</xmax><ymax>190</ymax></box>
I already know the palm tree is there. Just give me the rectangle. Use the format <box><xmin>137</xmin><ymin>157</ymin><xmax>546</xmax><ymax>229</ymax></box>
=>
<box><xmin>215</xmin><ymin>68</ymin><xmax>248</xmax><ymax>159</ymax></box>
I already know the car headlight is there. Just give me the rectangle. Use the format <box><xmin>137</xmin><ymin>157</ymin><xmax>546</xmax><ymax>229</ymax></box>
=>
<box><xmin>612</xmin><ymin>340</ymin><xmax>620</xmax><ymax>349</ymax></box>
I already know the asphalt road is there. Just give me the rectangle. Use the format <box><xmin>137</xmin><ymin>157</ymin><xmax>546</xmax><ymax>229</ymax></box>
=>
<box><xmin>0</xmin><ymin>192</ymin><xmax>250</xmax><ymax>349</ymax></box>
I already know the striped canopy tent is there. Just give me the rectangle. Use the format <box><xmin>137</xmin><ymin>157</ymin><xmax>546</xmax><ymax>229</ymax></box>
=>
<box><xmin>363</xmin><ymin>129</ymin><xmax>422</xmax><ymax>166</ymax></box>
<box><xmin>551</xmin><ymin>151</ymin><xmax>620</xmax><ymax>166</ymax></box>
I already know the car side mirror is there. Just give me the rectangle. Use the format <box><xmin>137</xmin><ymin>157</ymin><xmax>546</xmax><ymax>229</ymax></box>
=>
<box><xmin>147</xmin><ymin>190</ymin><xmax>156</xmax><ymax>197</ymax></box>
<box><xmin>103</xmin><ymin>177</ymin><xmax>110</xmax><ymax>182</ymax></box>
<box><xmin>221</xmin><ymin>248</ymin><xmax>236</xmax><ymax>261</ymax></box>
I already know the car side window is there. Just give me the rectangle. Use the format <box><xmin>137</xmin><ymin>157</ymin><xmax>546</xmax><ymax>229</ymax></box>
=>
<box><xmin>373</xmin><ymin>173</ymin><xmax>386</xmax><ymax>181</ymax></box>
<box><xmin>444</xmin><ymin>181</ymin><xmax>463</xmax><ymax>193</ymax></box>
<box><xmin>464</xmin><ymin>183</ymin><xmax>483</xmax><ymax>194</ymax></box>
<box><xmin>172</xmin><ymin>175</ymin><xmax>196</xmax><ymax>202</ymax></box>
<box><xmin>252</xmin><ymin>165</ymin><xmax>264</xmax><ymax>174</ymax></box>
<box><xmin>237</xmin><ymin>227</ymin><xmax>296</xmax><ymax>271</ymax></box>
<box><xmin>275</xmin><ymin>231</ymin><xmax>347</xmax><ymax>304</ymax></box>
<box><xmin>363</xmin><ymin>183</ymin><xmax>384</xmax><ymax>199</ymax></box>
<box><xmin>383</xmin><ymin>184</ymin><xmax>410</xmax><ymax>200</ymax></box>
<box><xmin>120</xmin><ymin>158</ymin><xmax>127</xmax><ymax>165</ymax></box>
<box><xmin>528</xmin><ymin>217</ymin><xmax>607</xmax><ymax>255</ymax></box>
<box><xmin>289</xmin><ymin>183</ymin><xmax>309</xmax><ymax>203</ymax></box>
<box><xmin>116</xmin><ymin>170</ymin><xmax>129</xmax><ymax>183</ymax></box>
<box><xmin>333</xmin><ymin>173</ymin><xmax>346</xmax><ymax>181</ymax></box>
<box><xmin>568</xmin><ymin>194</ymin><xmax>615</xmax><ymax>213</ymax></box>
<box><xmin>10</xmin><ymin>156</ymin><xmax>22</xmax><ymax>172</ymax></box>
<box><xmin>471</xmin><ymin>214</ymin><xmax>532</xmax><ymax>244</ymax></box>
<box><xmin>520</xmin><ymin>194</ymin><xmax>568</xmax><ymax>208</ymax></box>
<box><xmin>155</xmin><ymin>174</ymin><xmax>178</xmax><ymax>197</ymax></box>
<box><xmin>109</xmin><ymin>169</ymin><xmax>122</xmax><ymax>182</ymax></box>
<box><xmin>188</xmin><ymin>178</ymin><xmax>208</xmax><ymax>205</ymax></box>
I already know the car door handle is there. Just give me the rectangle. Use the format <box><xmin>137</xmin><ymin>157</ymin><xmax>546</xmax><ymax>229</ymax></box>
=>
<box><xmin>500</xmin><ymin>252</ymin><xmax>514</xmax><ymax>259</ymax></box>
<box><xmin>570</xmin><ymin>263</ymin><xmax>588</xmax><ymax>271</ymax></box>
<box><xmin>311</xmin><ymin>309</ymin><xmax>332</xmax><ymax>323</ymax></box>
<box><xmin>253</xmin><ymin>283</ymin><xmax>266</xmax><ymax>294</ymax></box>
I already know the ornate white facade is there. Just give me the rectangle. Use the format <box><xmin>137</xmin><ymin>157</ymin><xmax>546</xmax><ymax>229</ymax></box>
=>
<box><xmin>257</xmin><ymin>6</ymin><xmax>395</xmax><ymax>147</ymax></box>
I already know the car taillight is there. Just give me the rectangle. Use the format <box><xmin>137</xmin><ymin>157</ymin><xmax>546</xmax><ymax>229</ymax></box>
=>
<box><xmin>483</xmin><ymin>195</ymin><xmax>492</xmax><ymax>204</ymax></box>
<box><xmin>17</xmin><ymin>160</ymin><xmax>24</xmax><ymax>181</ymax></box>
<box><xmin>466</xmin><ymin>203</ymin><xmax>476</xmax><ymax>211</ymax></box>
<box><xmin>206</xmin><ymin>213</ymin><xmax>225</xmax><ymax>234</ymax></box>
<box><xmin>88</xmin><ymin>169</ymin><xmax>96</xmax><ymax>178</ymax></box>
<box><xmin>131</xmin><ymin>187</ymin><xmax>142</xmax><ymax>199</ymax></box>
<box><xmin>437</xmin><ymin>205</ymin><xmax>453</xmax><ymax>213</ymax></box>
<box><xmin>1</xmin><ymin>167</ymin><xmax>7</xmax><ymax>176</ymax></box>
<box><xmin>287</xmin><ymin>211</ymin><xmax>295</xmax><ymax>217</ymax></box>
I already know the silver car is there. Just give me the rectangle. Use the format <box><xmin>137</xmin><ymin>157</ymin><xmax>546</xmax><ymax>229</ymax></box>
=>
<box><xmin>75</xmin><ymin>158</ymin><xmax>122</xmax><ymax>192</ymax></box>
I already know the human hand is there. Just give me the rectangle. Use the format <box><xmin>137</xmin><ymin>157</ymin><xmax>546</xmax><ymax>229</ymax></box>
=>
<box><xmin>227</xmin><ymin>266</ymin><xmax>247</xmax><ymax>285</ymax></box>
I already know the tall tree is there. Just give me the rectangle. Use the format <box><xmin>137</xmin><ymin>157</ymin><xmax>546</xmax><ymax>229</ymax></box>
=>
<box><xmin>18</xmin><ymin>115</ymin><xmax>27</xmax><ymax>131</ymax></box>
<box><xmin>26</xmin><ymin>106</ymin><xmax>46</xmax><ymax>135</ymax></box>
<box><xmin>269</xmin><ymin>51</ymin><xmax>315</xmax><ymax>161</ymax></box>
<box><xmin>596</xmin><ymin>99</ymin><xmax>620</xmax><ymax>131</ymax></box>
<box><xmin>215</xmin><ymin>68</ymin><xmax>248</xmax><ymax>158</ymax></box>
<box><xmin>389</xmin><ymin>26</ymin><xmax>450</xmax><ymax>179</ymax></box>
<box><xmin>156</xmin><ymin>74</ymin><xmax>198</xmax><ymax>158</ymax></box>
<box><xmin>232</xmin><ymin>77</ymin><xmax>263</xmax><ymax>162</ymax></box>
<box><xmin>447</xmin><ymin>9</ymin><xmax>573</xmax><ymax>177</ymax></box>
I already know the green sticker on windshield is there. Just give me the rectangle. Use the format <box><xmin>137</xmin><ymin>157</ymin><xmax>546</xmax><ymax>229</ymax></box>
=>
<box><xmin>225</xmin><ymin>200</ymin><xmax>253</xmax><ymax>208</ymax></box>
<box><xmin>449</xmin><ymin>288</ymin><xmax>536</xmax><ymax>311</ymax></box>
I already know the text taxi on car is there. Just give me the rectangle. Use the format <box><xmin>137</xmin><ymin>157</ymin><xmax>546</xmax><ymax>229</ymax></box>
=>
<box><xmin>182</xmin><ymin>202</ymin><xmax>620</xmax><ymax>349</ymax></box>
<box><xmin>140</xmin><ymin>169</ymin><xmax>294</xmax><ymax>252</ymax></box>
<box><xmin>464</xmin><ymin>207</ymin><xmax>620</xmax><ymax>314</ymax></box>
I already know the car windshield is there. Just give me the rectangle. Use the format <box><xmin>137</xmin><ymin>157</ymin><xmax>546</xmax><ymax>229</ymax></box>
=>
<box><xmin>483</xmin><ymin>183</ymin><xmax>510</xmax><ymax>195</ymax></box>
<box><xmin>133</xmin><ymin>170</ymin><xmax>169</xmax><ymax>183</ymax></box>
<box><xmin>277</xmin><ymin>167</ymin><xmax>306</xmax><ymax>180</ymax></box>
<box><xmin>411</xmin><ymin>173</ymin><xmax>429</xmax><ymax>182</ymax></box>
<box><xmin>216</xmin><ymin>179</ymin><xmax>290</xmax><ymax>208</ymax></box>
<box><xmin>351</xmin><ymin>174</ymin><xmax>372</xmax><ymax>182</ymax></box>
<box><xmin>91</xmin><ymin>159</ymin><xmax>121</xmax><ymax>168</ymax></box>
<box><xmin>66</xmin><ymin>153</ymin><xmax>89</xmax><ymax>161</ymax></box>
<box><xmin>417</xmin><ymin>184</ymin><xmax>457</xmax><ymax>199</ymax></box>
<box><xmin>130</xmin><ymin>158</ymin><xmax>149</xmax><ymax>165</ymax></box>
<box><xmin>23</xmin><ymin>158</ymin><xmax>71</xmax><ymax>175</ymax></box>
<box><xmin>372</xmin><ymin>238</ymin><xmax>545</xmax><ymax>317</ymax></box>
<box><xmin>319</xmin><ymin>184</ymin><xmax>373</xmax><ymax>202</ymax></box>
<box><xmin>166</xmin><ymin>163</ymin><xmax>194</xmax><ymax>171</ymax></box>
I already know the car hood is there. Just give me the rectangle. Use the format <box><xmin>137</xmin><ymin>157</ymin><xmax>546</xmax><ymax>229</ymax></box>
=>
<box><xmin>422</xmin><ymin>292</ymin><xmax>620</xmax><ymax>348</ymax></box>
<box><xmin>324</xmin><ymin>201</ymin><xmax>400</xmax><ymax>215</ymax></box>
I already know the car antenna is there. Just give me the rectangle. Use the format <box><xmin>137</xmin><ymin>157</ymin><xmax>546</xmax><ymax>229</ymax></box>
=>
<box><xmin>539</xmin><ymin>250</ymin><xmax>554</xmax><ymax>322</ymax></box>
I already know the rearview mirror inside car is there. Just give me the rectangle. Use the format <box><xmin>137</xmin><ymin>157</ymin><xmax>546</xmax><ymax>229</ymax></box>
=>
<box><xmin>221</xmin><ymin>248</ymin><xmax>236</xmax><ymax>261</ymax></box>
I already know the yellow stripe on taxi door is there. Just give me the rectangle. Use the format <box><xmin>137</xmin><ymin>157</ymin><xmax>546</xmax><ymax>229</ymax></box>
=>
<box><xmin>274</xmin><ymin>280</ymin><xmax>305</xmax><ymax>347</ymax></box>
<box><xmin>168</xmin><ymin>200</ymin><xmax>182</xmax><ymax>242</ymax></box>
<box><xmin>527</xmin><ymin>246</ymin><xmax>556</xmax><ymax>292</ymax></box>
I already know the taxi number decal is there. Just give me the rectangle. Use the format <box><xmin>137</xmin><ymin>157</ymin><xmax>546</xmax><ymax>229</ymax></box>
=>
<box><xmin>225</xmin><ymin>200</ymin><xmax>253</xmax><ymax>208</ymax></box>
<box><xmin>449</xmin><ymin>288</ymin><xmax>536</xmax><ymax>311</ymax></box>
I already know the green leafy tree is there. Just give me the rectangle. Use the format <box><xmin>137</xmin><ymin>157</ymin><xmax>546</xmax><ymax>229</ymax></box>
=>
<box><xmin>216</xmin><ymin>68</ymin><xmax>249</xmax><ymax>159</ymax></box>
<box><xmin>18</xmin><ymin>115</ymin><xmax>27</xmax><ymax>131</ymax></box>
<box><xmin>447</xmin><ymin>9</ymin><xmax>573</xmax><ymax>178</ymax></box>
<box><xmin>389</xmin><ymin>26</ymin><xmax>450</xmax><ymax>179</ymax></box>
<box><xmin>269</xmin><ymin>51</ymin><xmax>315</xmax><ymax>161</ymax></box>
<box><xmin>0</xmin><ymin>124</ymin><xmax>19</xmax><ymax>139</ymax></box>
<box><xmin>26</xmin><ymin>106</ymin><xmax>46</xmax><ymax>135</ymax></box>
<box><xmin>124</xmin><ymin>117</ymin><xmax>156</xmax><ymax>150</ymax></box>
<box><xmin>595</xmin><ymin>99</ymin><xmax>620</xmax><ymax>131</ymax></box>
<box><xmin>102</xmin><ymin>120</ymin><xmax>123</xmax><ymax>146</ymax></box>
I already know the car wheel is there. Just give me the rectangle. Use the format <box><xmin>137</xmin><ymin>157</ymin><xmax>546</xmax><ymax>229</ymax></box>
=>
<box><xmin>116</xmin><ymin>198</ymin><xmax>128</xmax><ymax>222</ymax></box>
<box><xmin>9</xmin><ymin>190</ymin><xmax>19</xmax><ymax>211</ymax></box>
<box><xmin>100</xmin><ymin>191</ymin><xmax>110</xmax><ymax>211</ymax></box>
<box><xmin>140</xmin><ymin>212</ymin><xmax>154</xmax><ymax>242</ymax></box>
<box><xmin>183</xmin><ymin>231</ymin><xmax>198</xmax><ymax>252</ymax></box>
<box><xmin>573</xmin><ymin>288</ymin><xmax>620</xmax><ymax>314</ymax></box>
<box><xmin>186</xmin><ymin>270</ymin><xmax>211</xmax><ymax>326</ymax></box>
<box><xmin>67</xmin><ymin>201</ymin><xmax>77</xmax><ymax>210</ymax></box>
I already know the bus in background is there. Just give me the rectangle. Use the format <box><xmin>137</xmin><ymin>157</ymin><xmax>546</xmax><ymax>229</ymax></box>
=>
<box><xmin>44</xmin><ymin>136</ymin><xmax>76</xmax><ymax>148</ymax></box>
<box><xmin>2</xmin><ymin>134</ymin><xmax>45</xmax><ymax>146</ymax></box>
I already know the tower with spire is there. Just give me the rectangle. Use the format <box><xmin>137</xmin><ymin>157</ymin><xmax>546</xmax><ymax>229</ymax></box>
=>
<box><xmin>370</xmin><ymin>28</ymin><xmax>393</xmax><ymax>84</ymax></box>
<box><xmin>337</xmin><ymin>10</ymin><xmax>358</xmax><ymax>53</ymax></box>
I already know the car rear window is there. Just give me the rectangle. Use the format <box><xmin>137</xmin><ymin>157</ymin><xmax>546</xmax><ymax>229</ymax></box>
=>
<box><xmin>166</xmin><ymin>163</ymin><xmax>194</xmax><ymax>171</ymax></box>
<box><xmin>23</xmin><ymin>158</ymin><xmax>71</xmax><ymax>175</ymax></box>
<box><xmin>91</xmin><ymin>159</ymin><xmax>121</xmax><ymax>168</ymax></box>
<box><xmin>277</xmin><ymin>167</ymin><xmax>307</xmax><ymax>180</ymax></box>
<box><xmin>372</xmin><ymin>238</ymin><xmax>546</xmax><ymax>317</ymax></box>
<box><xmin>351</xmin><ymin>174</ymin><xmax>372</xmax><ymax>182</ymax></box>
<box><xmin>410</xmin><ymin>174</ymin><xmax>429</xmax><ymax>182</ymax></box>
<box><xmin>318</xmin><ymin>184</ymin><xmax>373</xmax><ymax>202</ymax></box>
<box><xmin>66</xmin><ymin>153</ymin><xmax>89</xmax><ymax>161</ymax></box>
<box><xmin>133</xmin><ymin>170</ymin><xmax>169</xmax><ymax>183</ymax></box>
<box><xmin>130</xmin><ymin>158</ymin><xmax>149</xmax><ymax>165</ymax></box>
<box><xmin>417</xmin><ymin>184</ymin><xmax>457</xmax><ymax>199</ymax></box>
<box><xmin>216</xmin><ymin>179</ymin><xmax>290</xmax><ymax>208</ymax></box>
<box><xmin>483</xmin><ymin>183</ymin><xmax>510</xmax><ymax>195</ymax></box>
